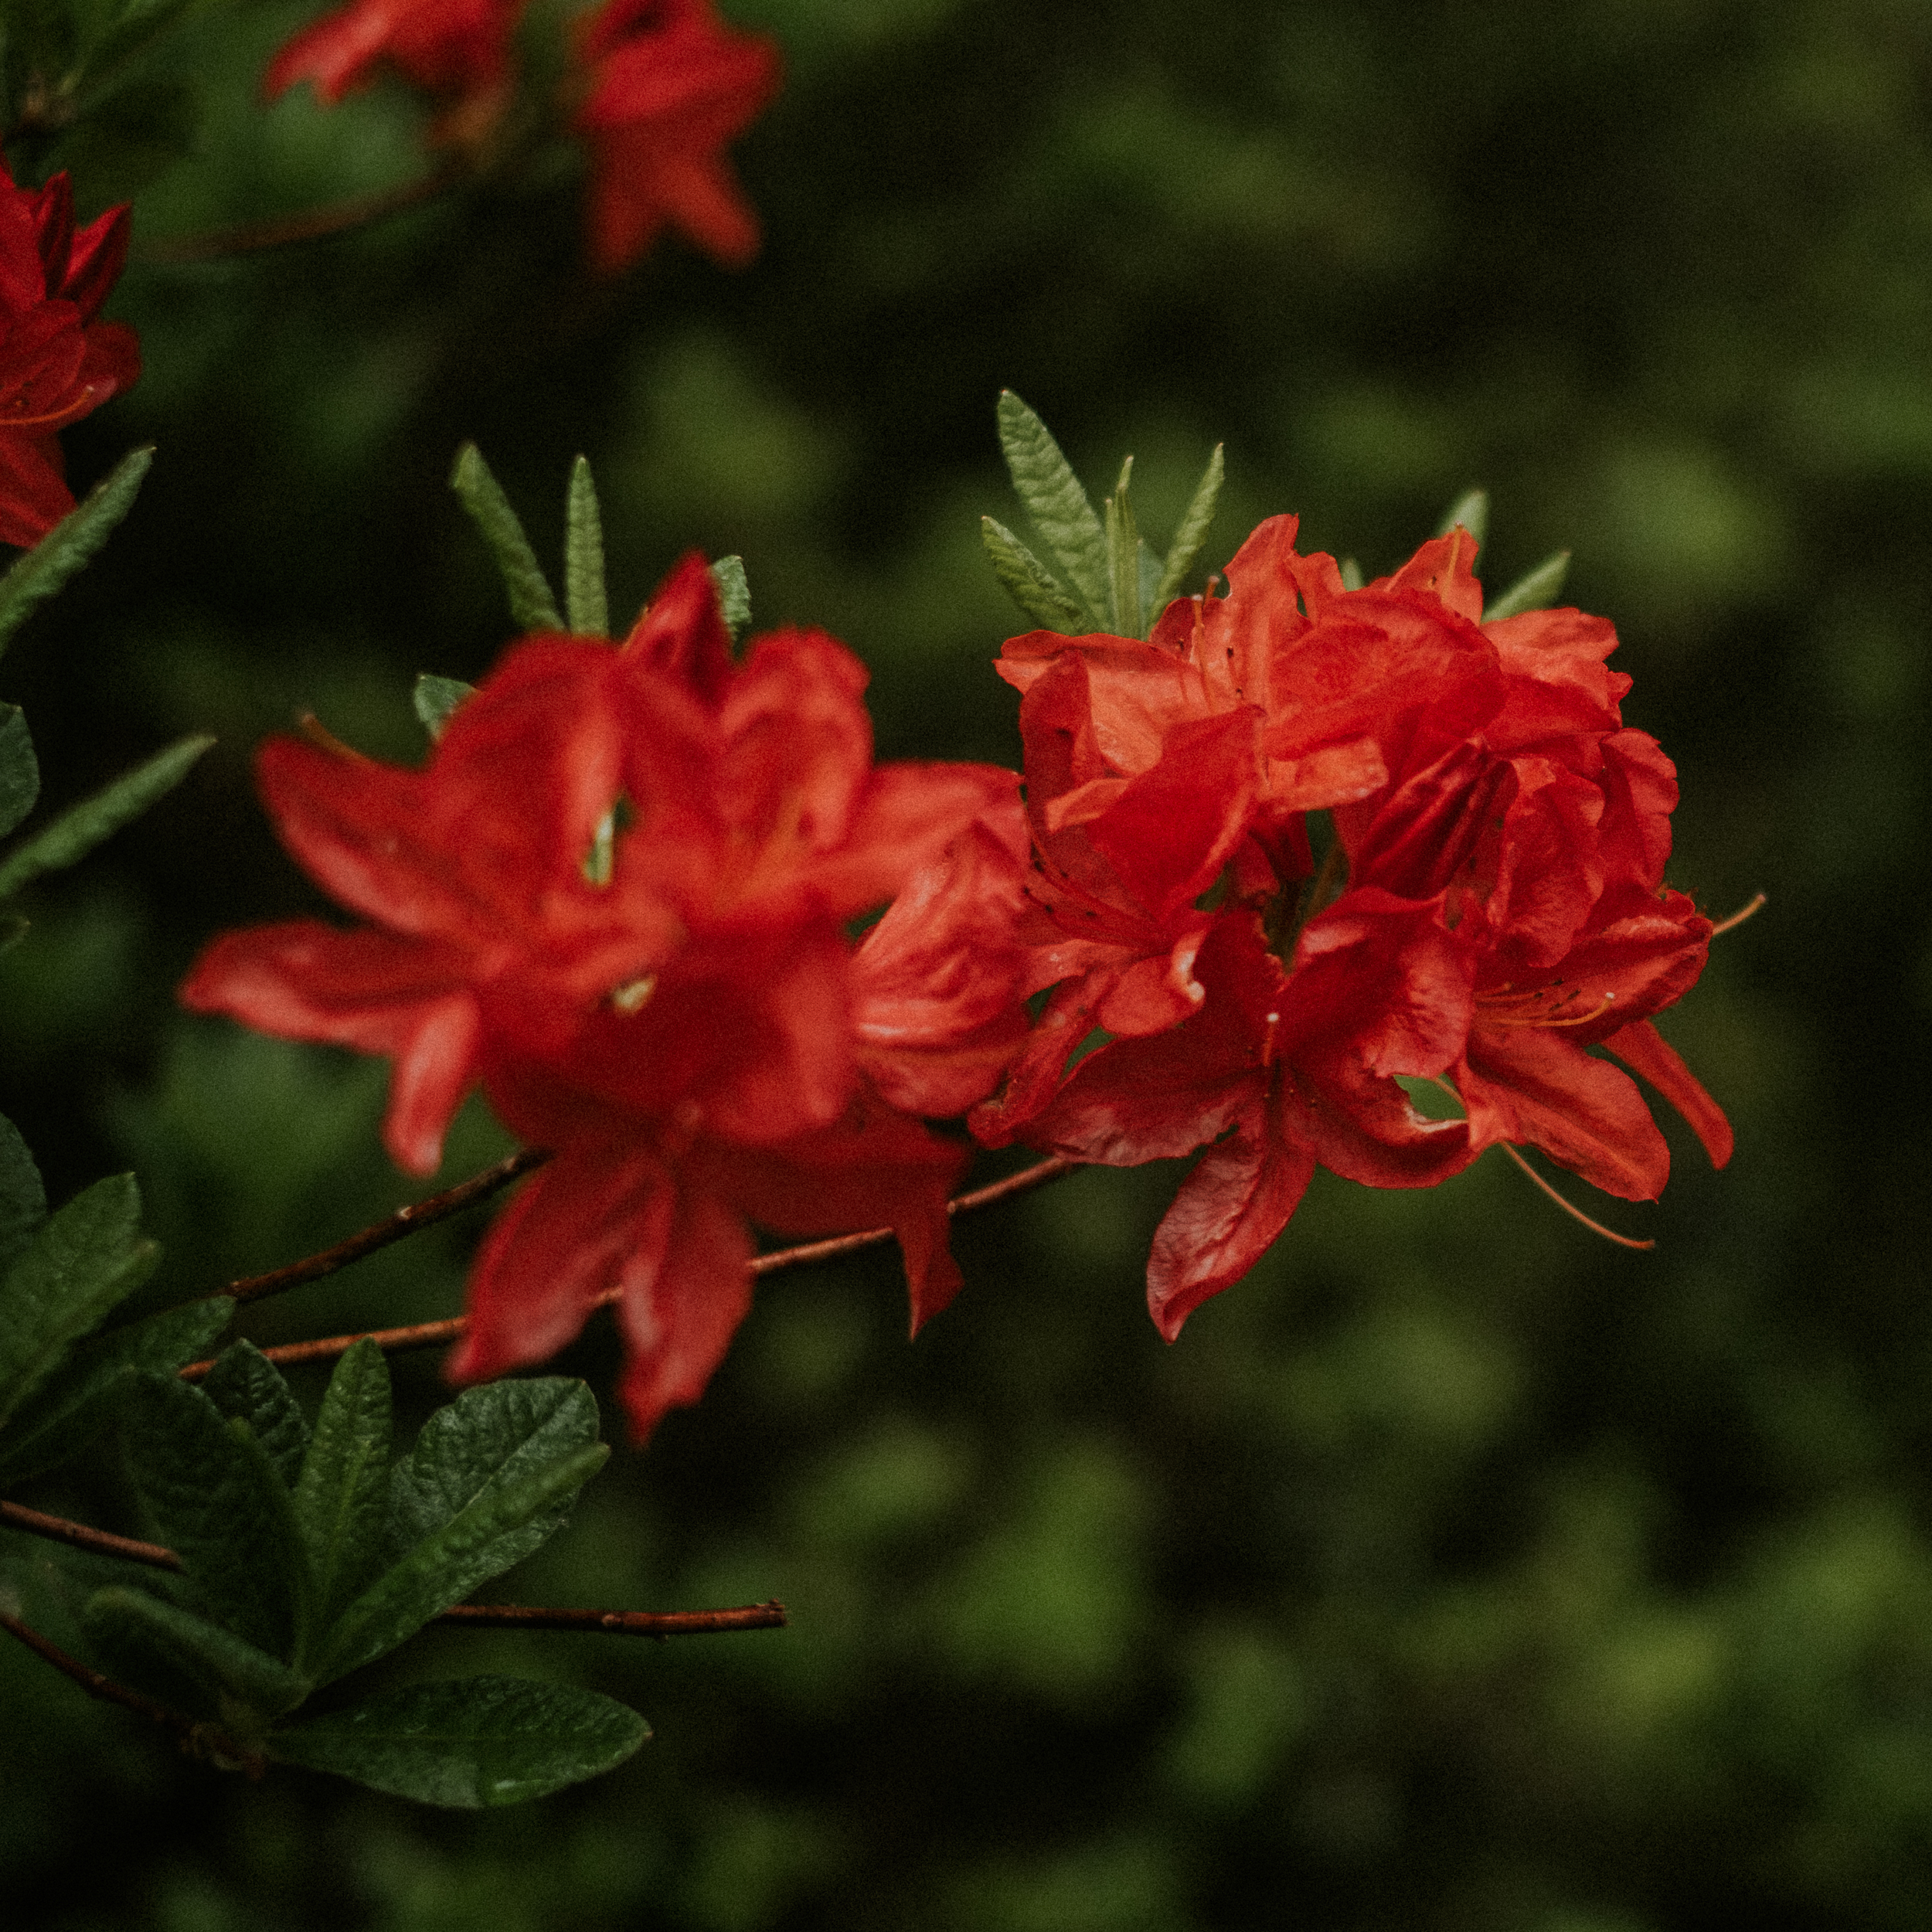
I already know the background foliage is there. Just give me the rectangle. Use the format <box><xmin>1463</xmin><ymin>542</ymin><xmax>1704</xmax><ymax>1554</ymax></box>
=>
<box><xmin>2</xmin><ymin>0</ymin><xmax>1927</xmax><ymax>1924</ymax></box>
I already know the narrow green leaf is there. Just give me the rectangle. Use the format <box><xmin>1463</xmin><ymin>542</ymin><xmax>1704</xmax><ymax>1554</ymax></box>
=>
<box><xmin>979</xmin><ymin>517</ymin><xmax>1087</xmax><ymax>632</ymax></box>
<box><xmin>0</xmin><ymin>704</ymin><xmax>39</xmax><ymax>838</ymax></box>
<box><xmin>0</xmin><ymin>734</ymin><xmax>213</xmax><ymax>900</ymax></box>
<box><xmin>204</xmin><ymin>1341</ymin><xmax>310</xmax><ymax>1491</ymax></box>
<box><xmin>121</xmin><ymin>1372</ymin><xmax>311</xmax><ymax>1661</ymax></box>
<box><xmin>270</xmin><ymin>1676</ymin><xmax>647</xmax><ymax>1808</ymax></box>
<box><xmin>1339</xmin><ymin>557</ymin><xmax>1365</xmax><ymax>592</ymax></box>
<box><xmin>448</xmin><ymin>444</ymin><xmax>563</xmax><ymax>634</ymax></box>
<box><xmin>709</xmin><ymin>556</ymin><xmax>751</xmax><ymax>641</ymax></box>
<box><xmin>0</xmin><ymin>1296</ymin><xmax>231</xmax><ymax>1486</ymax></box>
<box><xmin>563</xmin><ymin>457</ymin><xmax>608</xmax><ymax>638</ymax></box>
<box><xmin>413</xmin><ymin>674</ymin><xmax>475</xmax><ymax>743</ymax></box>
<box><xmin>315</xmin><ymin>1378</ymin><xmax>605</xmax><ymax>1683</ymax></box>
<box><xmin>0</xmin><ymin>1174</ymin><xmax>156</xmax><ymax>1430</ymax></box>
<box><xmin>294</xmin><ymin>1338</ymin><xmax>393</xmax><ymax>1638</ymax></box>
<box><xmin>0</xmin><ymin>447</ymin><xmax>152</xmax><ymax>662</ymax></box>
<box><xmin>995</xmin><ymin>391</ymin><xmax>1109</xmax><ymax>625</ymax></box>
<box><xmin>0</xmin><ymin>1110</ymin><xmax>46</xmax><ymax>1278</ymax></box>
<box><xmin>1104</xmin><ymin>455</ymin><xmax>1141</xmax><ymax>637</ymax></box>
<box><xmin>1151</xmin><ymin>442</ymin><xmax>1225</xmax><ymax>608</ymax></box>
<box><xmin>83</xmin><ymin>1586</ymin><xmax>311</xmax><ymax>1726</ymax></box>
<box><xmin>1435</xmin><ymin>487</ymin><xmax>1489</xmax><ymax>545</ymax></box>
<box><xmin>1485</xmin><ymin>550</ymin><xmax>1573</xmax><ymax>623</ymax></box>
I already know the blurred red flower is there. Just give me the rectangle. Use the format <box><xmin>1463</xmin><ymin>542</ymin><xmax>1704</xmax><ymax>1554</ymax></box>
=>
<box><xmin>572</xmin><ymin>0</ymin><xmax>781</xmax><ymax>272</ymax></box>
<box><xmin>182</xmin><ymin>558</ymin><xmax>1023</xmax><ymax>1437</ymax></box>
<box><xmin>0</xmin><ymin>162</ymin><xmax>139</xmax><ymax>549</ymax></box>
<box><xmin>265</xmin><ymin>0</ymin><xmax>524</xmax><ymax>119</ymax></box>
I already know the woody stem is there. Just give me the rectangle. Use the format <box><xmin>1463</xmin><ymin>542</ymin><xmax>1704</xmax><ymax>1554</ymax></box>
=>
<box><xmin>0</xmin><ymin>1502</ymin><xmax>786</xmax><ymax>1636</ymax></box>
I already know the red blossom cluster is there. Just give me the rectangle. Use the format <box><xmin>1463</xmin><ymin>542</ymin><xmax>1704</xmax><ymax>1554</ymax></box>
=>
<box><xmin>184</xmin><ymin>505</ymin><xmax>1732</xmax><ymax>1438</ymax></box>
<box><xmin>974</xmin><ymin>518</ymin><xmax>1731</xmax><ymax>1335</ymax></box>
<box><xmin>0</xmin><ymin>161</ymin><xmax>139</xmax><ymax>549</ymax></box>
<box><xmin>265</xmin><ymin>0</ymin><xmax>780</xmax><ymax>273</ymax></box>
<box><xmin>182</xmin><ymin>559</ymin><xmax>1026</xmax><ymax>1437</ymax></box>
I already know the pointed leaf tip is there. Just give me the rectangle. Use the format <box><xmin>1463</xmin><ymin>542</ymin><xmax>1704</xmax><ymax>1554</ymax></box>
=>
<box><xmin>563</xmin><ymin>457</ymin><xmax>608</xmax><ymax>638</ymax></box>
<box><xmin>995</xmin><ymin>392</ymin><xmax>1110</xmax><ymax>627</ymax></box>
<box><xmin>449</xmin><ymin>444</ymin><xmax>563</xmax><ymax>634</ymax></box>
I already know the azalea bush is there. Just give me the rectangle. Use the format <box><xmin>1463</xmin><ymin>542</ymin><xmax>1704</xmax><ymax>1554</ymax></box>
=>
<box><xmin>2</xmin><ymin>0</ymin><xmax>1927</xmax><ymax>1926</ymax></box>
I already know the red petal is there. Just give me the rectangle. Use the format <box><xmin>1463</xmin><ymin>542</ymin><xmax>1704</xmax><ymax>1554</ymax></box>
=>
<box><xmin>1603</xmin><ymin>1018</ymin><xmax>1733</xmax><ymax>1168</ymax></box>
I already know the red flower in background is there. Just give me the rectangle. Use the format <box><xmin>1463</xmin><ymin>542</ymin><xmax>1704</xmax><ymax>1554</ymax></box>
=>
<box><xmin>183</xmin><ymin>558</ymin><xmax>1024</xmax><ymax>1437</ymax></box>
<box><xmin>572</xmin><ymin>0</ymin><xmax>781</xmax><ymax>272</ymax></box>
<box><xmin>0</xmin><ymin>162</ymin><xmax>139</xmax><ymax>549</ymax></box>
<box><xmin>265</xmin><ymin>0</ymin><xmax>524</xmax><ymax>124</ymax></box>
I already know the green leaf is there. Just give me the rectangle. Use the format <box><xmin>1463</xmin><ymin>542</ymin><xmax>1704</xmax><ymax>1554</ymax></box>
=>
<box><xmin>0</xmin><ymin>704</ymin><xmax>39</xmax><ymax>839</ymax></box>
<box><xmin>0</xmin><ymin>734</ymin><xmax>213</xmax><ymax>900</ymax></box>
<box><xmin>1485</xmin><ymin>550</ymin><xmax>1573</xmax><ymax>622</ymax></box>
<box><xmin>1435</xmin><ymin>487</ymin><xmax>1489</xmax><ymax>545</ymax></box>
<box><xmin>83</xmin><ymin>1585</ymin><xmax>311</xmax><ymax>1726</ymax></box>
<box><xmin>449</xmin><ymin>444</ymin><xmax>563</xmax><ymax>634</ymax></box>
<box><xmin>709</xmin><ymin>555</ymin><xmax>751</xmax><ymax>642</ymax></box>
<box><xmin>996</xmin><ymin>391</ymin><xmax>1109</xmax><ymax>626</ymax></box>
<box><xmin>270</xmin><ymin>1677</ymin><xmax>647</xmax><ymax>1807</ymax></box>
<box><xmin>1104</xmin><ymin>454</ymin><xmax>1141</xmax><ymax>637</ymax></box>
<box><xmin>979</xmin><ymin>517</ymin><xmax>1087</xmax><ymax>632</ymax></box>
<box><xmin>0</xmin><ymin>447</ymin><xmax>152</xmax><ymax>662</ymax></box>
<box><xmin>294</xmin><ymin>1339</ymin><xmax>393</xmax><ymax>1638</ymax></box>
<box><xmin>413</xmin><ymin>674</ymin><xmax>475</xmax><ymax>743</ymax></box>
<box><xmin>121</xmin><ymin>1372</ymin><xmax>311</xmax><ymax>1661</ymax></box>
<box><xmin>0</xmin><ymin>1174</ymin><xmax>157</xmax><ymax>1430</ymax></box>
<box><xmin>204</xmin><ymin>1341</ymin><xmax>310</xmax><ymax>1491</ymax></box>
<box><xmin>563</xmin><ymin>456</ymin><xmax>608</xmax><ymax>638</ymax></box>
<box><xmin>313</xmin><ymin>1379</ymin><xmax>605</xmax><ymax>1683</ymax></box>
<box><xmin>0</xmin><ymin>1110</ymin><xmax>46</xmax><ymax>1279</ymax></box>
<box><xmin>0</xmin><ymin>1295</ymin><xmax>231</xmax><ymax>1485</ymax></box>
<box><xmin>1151</xmin><ymin>443</ymin><xmax>1225</xmax><ymax>609</ymax></box>
<box><xmin>1339</xmin><ymin>557</ymin><xmax>1365</xmax><ymax>593</ymax></box>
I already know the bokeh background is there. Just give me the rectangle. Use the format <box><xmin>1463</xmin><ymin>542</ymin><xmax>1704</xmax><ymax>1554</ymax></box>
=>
<box><xmin>2</xmin><ymin>0</ymin><xmax>1928</xmax><ymax>1925</ymax></box>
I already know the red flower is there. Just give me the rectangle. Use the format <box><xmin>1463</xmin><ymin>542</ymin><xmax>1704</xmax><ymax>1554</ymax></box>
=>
<box><xmin>265</xmin><ymin>0</ymin><xmax>523</xmax><ymax>117</ymax></box>
<box><xmin>572</xmin><ymin>0</ymin><xmax>781</xmax><ymax>273</ymax></box>
<box><xmin>182</xmin><ymin>557</ymin><xmax>1022</xmax><ymax>1437</ymax></box>
<box><xmin>0</xmin><ymin>162</ymin><xmax>139</xmax><ymax>549</ymax></box>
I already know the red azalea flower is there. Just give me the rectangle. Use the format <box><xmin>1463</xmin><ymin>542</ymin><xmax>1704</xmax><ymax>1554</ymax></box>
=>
<box><xmin>0</xmin><ymin>162</ymin><xmax>139</xmax><ymax>549</ymax></box>
<box><xmin>265</xmin><ymin>0</ymin><xmax>524</xmax><ymax>117</ymax></box>
<box><xmin>571</xmin><ymin>0</ymin><xmax>781</xmax><ymax>273</ymax></box>
<box><xmin>182</xmin><ymin>556</ymin><xmax>1021</xmax><ymax>1437</ymax></box>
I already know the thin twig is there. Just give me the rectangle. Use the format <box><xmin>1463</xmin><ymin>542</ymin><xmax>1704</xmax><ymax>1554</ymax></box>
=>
<box><xmin>139</xmin><ymin>167</ymin><xmax>464</xmax><ymax>264</ymax></box>
<box><xmin>0</xmin><ymin>1500</ymin><xmax>786</xmax><ymax>1635</ymax></box>
<box><xmin>184</xmin><ymin>1152</ymin><xmax>1083</xmax><ymax>1379</ymax></box>
<box><xmin>222</xmin><ymin>1147</ymin><xmax>552</xmax><ymax>1306</ymax></box>
<box><xmin>436</xmin><ymin>1600</ymin><xmax>787</xmax><ymax>1636</ymax></box>
<box><xmin>0</xmin><ymin>1609</ymin><xmax>253</xmax><ymax>1767</ymax></box>
<box><xmin>0</xmin><ymin>1498</ymin><xmax>179</xmax><ymax>1570</ymax></box>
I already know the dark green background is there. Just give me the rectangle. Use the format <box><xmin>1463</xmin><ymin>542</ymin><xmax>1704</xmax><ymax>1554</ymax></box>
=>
<box><xmin>2</xmin><ymin>0</ymin><xmax>1927</xmax><ymax>1924</ymax></box>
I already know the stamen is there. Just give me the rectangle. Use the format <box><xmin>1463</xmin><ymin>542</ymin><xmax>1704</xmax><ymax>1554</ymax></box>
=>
<box><xmin>296</xmin><ymin>713</ymin><xmax>372</xmax><ymax>762</ymax></box>
<box><xmin>1483</xmin><ymin>992</ymin><xmax>1616</xmax><ymax>1029</ymax></box>
<box><xmin>1498</xmin><ymin>1142</ymin><xmax>1655</xmax><ymax>1250</ymax></box>
<box><xmin>1709</xmin><ymin>891</ymin><xmax>1767</xmax><ymax>938</ymax></box>
<box><xmin>611</xmin><ymin>973</ymin><xmax>657</xmax><ymax>1015</ymax></box>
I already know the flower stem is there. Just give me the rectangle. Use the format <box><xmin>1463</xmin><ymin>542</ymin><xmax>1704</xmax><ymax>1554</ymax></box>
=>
<box><xmin>138</xmin><ymin>167</ymin><xmax>465</xmax><ymax>264</ymax></box>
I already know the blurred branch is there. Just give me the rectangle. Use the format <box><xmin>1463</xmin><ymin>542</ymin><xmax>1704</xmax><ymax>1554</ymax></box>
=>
<box><xmin>185</xmin><ymin>1151</ymin><xmax>1084</xmax><ymax>1377</ymax></box>
<box><xmin>219</xmin><ymin>1146</ymin><xmax>552</xmax><ymax>1307</ymax></box>
<box><xmin>0</xmin><ymin>1500</ymin><xmax>786</xmax><ymax>1636</ymax></box>
<box><xmin>139</xmin><ymin>166</ymin><xmax>465</xmax><ymax>264</ymax></box>
<box><xmin>0</xmin><ymin>1608</ymin><xmax>254</xmax><ymax>1769</ymax></box>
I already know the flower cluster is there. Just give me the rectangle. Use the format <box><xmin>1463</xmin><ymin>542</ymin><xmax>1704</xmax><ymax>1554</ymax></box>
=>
<box><xmin>972</xmin><ymin>518</ymin><xmax>1731</xmax><ymax>1335</ymax></box>
<box><xmin>265</xmin><ymin>0</ymin><xmax>780</xmax><ymax>272</ymax></box>
<box><xmin>0</xmin><ymin>161</ymin><xmax>139</xmax><ymax>549</ymax></box>
<box><xmin>183</xmin><ymin>559</ymin><xmax>1026</xmax><ymax>1437</ymax></box>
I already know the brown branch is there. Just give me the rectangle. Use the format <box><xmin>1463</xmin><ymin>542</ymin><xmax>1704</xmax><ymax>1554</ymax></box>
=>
<box><xmin>1</xmin><ymin>1500</ymin><xmax>784</xmax><ymax>1636</ymax></box>
<box><xmin>1</xmin><ymin>1498</ymin><xmax>179</xmax><ymax>1570</ymax></box>
<box><xmin>184</xmin><ymin>1151</ymin><xmax>1083</xmax><ymax>1379</ymax></box>
<box><xmin>222</xmin><ymin>1146</ymin><xmax>552</xmax><ymax>1307</ymax></box>
<box><xmin>0</xmin><ymin>1609</ymin><xmax>255</xmax><ymax>1769</ymax></box>
<box><xmin>139</xmin><ymin>166</ymin><xmax>464</xmax><ymax>264</ymax></box>
<box><xmin>436</xmin><ymin>1600</ymin><xmax>787</xmax><ymax>1636</ymax></box>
